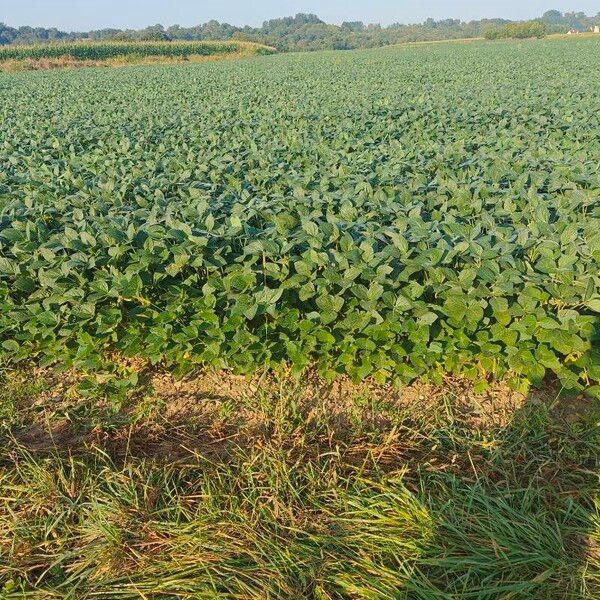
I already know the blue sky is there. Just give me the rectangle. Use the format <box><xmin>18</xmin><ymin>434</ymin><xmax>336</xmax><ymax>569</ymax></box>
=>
<box><xmin>2</xmin><ymin>1</ymin><xmax>598</xmax><ymax>30</ymax></box>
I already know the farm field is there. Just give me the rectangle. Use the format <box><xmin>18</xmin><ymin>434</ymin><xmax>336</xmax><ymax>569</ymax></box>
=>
<box><xmin>0</xmin><ymin>37</ymin><xmax>599</xmax><ymax>597</ymax></box>
<box><xmin>1</xmin><ymin>38</ymin><xmax>598</xmax><ymax>391</ymax></box>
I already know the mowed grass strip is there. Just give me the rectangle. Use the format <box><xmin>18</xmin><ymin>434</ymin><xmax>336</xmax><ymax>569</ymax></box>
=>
<box><xmin>0</xmin><ymin>369</ymin><xmax>598</xmax><ymax>598</ymax></box>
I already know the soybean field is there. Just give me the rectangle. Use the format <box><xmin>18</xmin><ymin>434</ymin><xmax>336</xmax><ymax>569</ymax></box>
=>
<box><xmin>0</xmin><ymin>37</ymin><xmax>599</xmax><ymax>392</ymax></box>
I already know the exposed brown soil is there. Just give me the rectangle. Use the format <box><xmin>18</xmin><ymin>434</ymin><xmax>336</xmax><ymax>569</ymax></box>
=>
<box><xmin>7</xmin><ymin>365</ymin><xmax>590</xmax><ymax>481</ymax></box>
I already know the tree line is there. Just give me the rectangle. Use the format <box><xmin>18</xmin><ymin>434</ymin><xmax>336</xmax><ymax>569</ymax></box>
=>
<box><xmin>1</xmin><ymin>10</ymin><xmax>598</xmax><ymax>50</ymax></box>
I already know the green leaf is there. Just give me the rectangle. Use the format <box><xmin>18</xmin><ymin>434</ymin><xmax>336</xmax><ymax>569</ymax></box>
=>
<box><xmin>443</xmin><ymin>298</ymin><xmax>466</xmax><ymax>321</ymax></box>
<box><xmin>1</xmin><ymin>340</ymin><xmax>20</xmax><ymax>353</ymax></box>
<box><xmin>0</xmin><ymin>257</ymin><xmax>17</xmax><ymax>275</ymax></box>
<box><xmin>418</xmin><ymin>311</ymin><xmax>438</xmax><ymax>325</ymax></box>
<box><xmin>255</xmin><ymin>287</ymin><xmax>283</xmax><ymax>305</ymax></box>
<box><xmin>316</xmin><ymin>295</ymin><xmax>344</xmax><ymax>314</ymax></box>
<box><xmin>301</xmin><ymin>219</ymin><xmax>320</xmax><ymax>237</ymax></box>
<box><xmin>586</xmin><ymin>299</ymin><xmax>600</xmax><ymax>313</ymax></box>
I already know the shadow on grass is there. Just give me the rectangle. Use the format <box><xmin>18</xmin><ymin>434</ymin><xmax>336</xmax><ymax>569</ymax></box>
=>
<box><xmin>0</xmin><ymin>369</ymin><xmax>598</xmax><ymax>598</ymax></box>
<box><xmin>405</xmin><ymin>391</ymin><xmax>600</xmax><ymax>599</ymax></box>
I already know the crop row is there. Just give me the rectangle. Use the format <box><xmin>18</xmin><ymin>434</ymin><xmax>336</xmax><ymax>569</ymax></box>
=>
<box><xmin>0</xmin><ymin>40</ymin><xmax>274</xmax><ymax>61</ymax></box>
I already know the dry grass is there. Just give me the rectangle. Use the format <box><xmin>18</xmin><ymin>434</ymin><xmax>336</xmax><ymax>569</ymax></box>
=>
<box><xmin>548</xmin><ymin>32</ymin><xmax>600</xmax><ymax>40</ymax></box>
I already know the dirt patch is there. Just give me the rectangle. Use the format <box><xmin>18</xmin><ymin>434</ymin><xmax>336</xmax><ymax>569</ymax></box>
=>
<box><xmin>4</xmin><ymin>365</ymin><xmax>594</xmax><ymax>478</ymax></box>
<box><xmin>147</xmin><ymin>368</ymin><xmax>529</xmax><ymax>429</ymax></box>
<box><xmin>4</xmin><ymin>368</ymin><xmax>522</xmax><ymax>459</ymax></box>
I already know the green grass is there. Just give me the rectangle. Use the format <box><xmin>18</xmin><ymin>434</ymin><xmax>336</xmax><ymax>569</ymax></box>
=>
<box><xmin>1</xmin><ymin>369</ymin><xmax>598</xmax><ymax>598</ymax></box>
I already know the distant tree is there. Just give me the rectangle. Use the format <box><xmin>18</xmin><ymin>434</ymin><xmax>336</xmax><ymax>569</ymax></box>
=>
<box><xmin>137</xmin><ymin>24</ymin><xmax>171</xmax><ymax>41</ymax></box>
<box><xmin>88</xmin><ymin>29</ymin><xmax>124</xmax><ymax>41</ymax></box>
<box><xmin>0</xmin><ymin>23</ymin><xmax>18</xmax><ymax>45</ymax></box>
<box><xmin>485</xmin><ymin>20</ymin><xmax>547</xmax><ymax>40</ymax></box>
<box><xmin>341</xmin><ymin>21</ymin><xmax>364</xmax><ymax>32</ymax></box>
<box><xmin>111</xmin><ymin>31</ymin><xmax>132</xmax><ymax>41</ymax></box>
<box><xmin>562</xmin><ymin>11</ymin><xmax>590</xmax><ymax>30</ymax></box>
<box><xmin>1</xmin><ymin>9</ymin><xmax>597</xmax><ymax>51</ymax></box>
<box><xmin>542</xmin><ymin>10</ymin><xmax>563</xmax><ymax>24</ymax></box>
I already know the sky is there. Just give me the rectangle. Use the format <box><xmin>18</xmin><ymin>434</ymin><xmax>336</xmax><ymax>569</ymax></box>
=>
<box><xmin>1</xmin><ymin>1</ymin><xmax>598</xmax><ymax>30</ymax></box>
